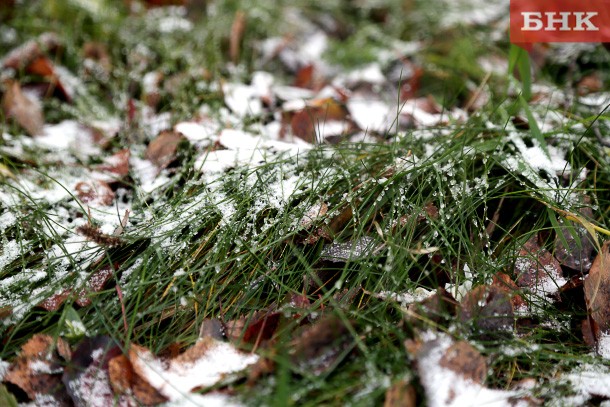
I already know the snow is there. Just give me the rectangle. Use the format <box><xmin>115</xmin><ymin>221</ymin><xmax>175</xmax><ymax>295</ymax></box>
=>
<box><xmin>175</xmin><ymin>121</ymin><xmax>217</xmax><ymax>143</ymax></box>
<box><xmin>0</xmin><ymin>359</ymin><xmax>10</xmax><ymax>380</ymax></box>
<box><xmin>561</xmin><ymin>364</ymin><xmax>610</xmax><ymax>405</ymax></box>
<box><xmin>374</xmin><ymin>287</ymin><xmax>435</xmax><ymax>306</ymax></box>
<box><xmin>133</xmin><ymin>339</ymin><xmax>258</xmax><ymax>401</ymax></box>
<box><xmin>223</xmin><ymin>82</ymin><xmax>263</xmax><ymax>118</ymax></box>
<box><xmin>417</xmin><ymin>332</ymin><xmax>529</xmax><ymax>407</ymax></box>
<box><xmin>0</xmin><ymin>239</ymin><xmax>24</xmax><ymax>271</ymax></box>
<box><xmin>0</xmin><ymin>210</ymin><xmax>17</xmax><ymax>232</ymax></box>
<box><xmin>36</xmin><ymin>120</ymin><xmax>100</xmax><ymax>159</ymax></box>
<box><xmin>347</xmin><ymin>99</ymin><xmax>394</xmax><ymax>133</ymax></box>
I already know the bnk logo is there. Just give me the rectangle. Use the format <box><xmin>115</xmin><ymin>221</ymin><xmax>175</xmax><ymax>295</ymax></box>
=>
<box><xmin>510</xmin><ymin>1</ymin><xmax>610</xmax><ymax>49</ymax></box>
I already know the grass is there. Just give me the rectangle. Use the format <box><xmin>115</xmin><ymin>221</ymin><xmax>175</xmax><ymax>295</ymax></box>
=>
<box><xmin>2</xmin><ymin>0</ymin><xmax>610</xmax><ymax>405</ymax></box>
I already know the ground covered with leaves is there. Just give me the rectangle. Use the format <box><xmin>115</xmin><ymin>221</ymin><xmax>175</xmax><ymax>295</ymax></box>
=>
<box><xmin>2</xmin><ymin>1</ymin><xmax>610</xmax><ymax>406</ymax></box>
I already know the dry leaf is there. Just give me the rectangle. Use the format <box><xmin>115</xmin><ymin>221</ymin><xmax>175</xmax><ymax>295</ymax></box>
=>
<box><xmin>146</xmin><ymin>130</ymin><xmax>183</xmax><ymax>169</ymax></box>
<box><xmin>62</xmin><ymin>336</ymin><xmax>122</xmax><ymax>407</ymax></box>
<box><xmin>96</xmin><ymin>149</ymin><xmax>131</xmax><ymax>178</ymax></box>
<box><xmin>230</xmin><ymin>10</ymin><xmax>246</xmax><ymax>64</ymax></box>
<box><xmin>75</xmin><ymin>180</ymin><xmax>115</xmax><ymax>206</ymax></box>
<box><xmin>411</xmin><ymin>333</ymin><xmax>529</xmax><ymax>406</ymax></box>
<box><xmin>439</xmin><ymin>341</ymin><xmax>486</xmax><ymax>384</ymax></box>
<box><xmin>74</xmin><ymin>264</ymin><xmax>116</xmax><ymax>307</ymax></box>
<box><xmin>384</xmin><ymin>379</ymin><xmax>416</xmax><ymax>407</ymax></box>
<box><xmin>555</xmin><ymin>204</ymin><xmax>595</xmax><ymax>272</ymax></box>
<box><xmin>584</xmin><ymin>242</ymin><xmax>610</xmax><ymax>333</ymax></box>
<box><xmin>290</xmin><ymin>315</ymin><xmax>354</xmax><ymax>376</ymax></box>
<box><xmin>39</xmin><ymin>289</ymin><xmax>71</xmax><ymax>311</ymax></box>
<box><xmin>128</xmin><ymin>337</ymin><xmax>258</xmax><ymax>401</ymax></box>
<box><xmin>1</xmin><ymin>33</ymin><xmax>60</xmax><ymax>71</ymax></box>
<box><xmin>406</xmin><ymin>287</ymin><xmax>458</xmax><ymax>328</ymax></box>
<box><xmin>4</xmin><ymin>334</ymin><xmax>71</xmax><ymax>403</ymax></box>
<box><xmin>515</xmin><ymin>234</ymin><xmax>563</xmax><ymax>290</ymax></box>
<box><xmin>2</xmin><ymin>80</ymin><xmax>44</xmax><ymax>136</ymax></box>
<box><xmin>458</xmin><ymin>285</ymin><xmax>514</xmax><ymax>338</ymax></box>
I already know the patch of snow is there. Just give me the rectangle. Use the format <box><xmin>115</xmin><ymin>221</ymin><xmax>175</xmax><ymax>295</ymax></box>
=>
<box><xmin>375</xmin><ymin>287</ymin><xmax>435</xmax><ymax>306</ymax></box>
<box><xmin>133</xmin><ymin>339</ymin><xmax>258</xmax><ymax>401</ymax></box>
<box><xmin>598</xmin><ymin>334</ymin><xmax>610</xmax><ymax>360</ymax></box>
<box><xmin>223</xmin><ymin>82</ymin><xmax>263</xmax><ymax>118</ymax></box>
<box><xmin>0</xmin><ymin>211</ymin><xmax>17</xmax><ymax>232</ymax></box>
<box><xmin>347</xmin><ymin>99</ymin><xmax>394</xmax><ymax>133</ymax></box>
<box><xmin>0</xmin><ymin>359</ymin><xmax>10</xmax><ymax>381</ymax></box>
<box><xmin>36</xmin><ymin>120</ymin><xmax>100</xmax><ymax>160</ymax></box>
<box><xmin>561</xmin><ymin>363</ymin><xmax>610</xmax><ymax>405</ymax></box>
<box><xmin>175</xmin><ymin>121</ymin><xmax>217</xmax><ymax>143</ymax></box>
<box><xmin>417</xmin><ymin>332</ymin><xmax>529</xmax><ymax>407</ymax></box>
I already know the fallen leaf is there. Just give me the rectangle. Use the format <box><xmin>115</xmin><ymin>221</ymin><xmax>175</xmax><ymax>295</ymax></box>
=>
<box><xmin>128</xmin><ymin>337</ymin><xmax>258</xmax><ymax>401</ymax></box>
<box><xmin>384</xmin><ymin>379</ymin><xmax>416</xmax><ymax>407</ymax></box>
<box><xmin>458</xmin><ymin>285</ymin><xmax>514</xmax><ymax>338</ymax></box>
<box><xmin>290</xmin><ymin>315</ymin><xmax>354</xmax><ymax>376</ymax></box>
<box><xmin>75</xmin><ymin>180</ymin><xmax>115</xmax><ymax>206</ymax></box>
<box><xmin>224</xmin><ymin>310</ymin><xmax>281</xmax><ymax>348</ymax></box>
<box><xmin>2</xmin><ymin>80</ymin><xmax>44</xmax><ymax>136</ymax></box>
<box><xmin>230</xmin><ymin>10</ymin><xmax>246</xmax><ymax>64</ymax></box>
<box><xmin>39</xmin><ymin>289</ymin><xmax>71</xmax><ymax>311</ymax></box>
<box><xmin>4</xmin><ymin>335</ymin><xmax>71</xmax><ymax>403</ymax></box>
<box><xmin>584</xmin><ymin>242</ymin><xmax>610</xmax><ymax>334</ymax></box>
<box><xmin>145</xmin><ymin>130</ymin><xmax>183</xmax><ymax>170</ymax></box>
<box><xmin>411</xmin><ymin>333</ymin><xmax>529</xmax><ymax>406</ymax></box>
<box><xmin>577</xmin><ymin>73</ymin><xmax>602</xmax><ymax>96</ymax></box>
<box><xmin>439</xmin><ymin>341</ymin><xmax>486</xmax><ymax>384</ymax></box>
<box><xmin>62</xmin><ymin>336</ymin><xmax>122</xmax><ymax>407</ymax></box>
<box><xmin>74</xmin><ymin>264</ymin><xmax>116</xmax><ymax>307</ymax></box>
<box><xmin>108</xmin><ymin>353</ymin><xmax>166</xmax><ymax>405</ymax></box>
<box><xmin>405</xmin><ymin>287</ymin><xmax>458</xmax><ymax>329</ymax></box>
<box><xmin>1</xmin><ymin>33</ymin><xmax>60</xmax><ymax>71</ymax></box>
<box><xmin>555</xmin><ymin>204</ymin><xmax>595</xmax><ymax>272</ymax></box>
<box><xmin>515</xmin><ymin>234</ymin><xmax>564</xmax><ymax>292</ymax></box>
<box><xmin>492</xmin><ymin>272</ymin><xmax>525</xmax><ymax>308</ymax></box>
<box><xmin>96</xmin><ymin>149</ymin><xmax>130</xmax><ymax>178</ymax></box>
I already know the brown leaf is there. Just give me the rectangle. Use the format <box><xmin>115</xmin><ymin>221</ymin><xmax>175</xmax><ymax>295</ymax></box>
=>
<box><xmin>290</xmin><ymin>315</ymin><xmax>354</xmax><ymax>375</ymax></box>
<box><xmin>577</xmin><ymin>73</ymin><xmax>602</xmax><ymax>96</ymax></box>
<box><xmin>492</xmin><ymin>272</ymin><xmax>525</xmax><ymax>308</ymax></box>
<box><xmin>198</xmin><ymin>318</ymin><xmax>225</xmax><ymax>341</ymax></box>
<box><xmin>2</xmin><ymin>33</ymin><xmax>60</xmax><ymax>71</ymax></box>
<box><xmin>290</xmin><ymin>98</ymin><xmax>349</xmax><ymax>143</ymax></box>
<box><xmin>458</xmin><ymin>285</ymin><xmax>514</xmax><ymax>338</ymax></box>
<box><xmin>294</xmin><ymin>64</ymin><xmax>315</xmax><ymax>89</ymax></box>
<box><xmin>62</xmin><ymin>336</ymin><xmax>122</xmax><ymax>407</ymax></box>
<box><xmin>406</xmin><ymin>287</ymin><xmax>458</xmax><ymax>328</ymax></box>
<box><xmin>439</xmin><ymin>341</ymin><xmax>486</xmax><ymax>384</ymax></box>
<box><xmin>2</xmin><ymin>80</ymin><xmax>44</xmax><ymax>136</ymax></box>
<box><xmin>555</xmin><ymin>205</ymin><xmax>594</xmax><ymax>272</ymax></box>
<box><xmin>384</xmin><ymin>379</ymin><xmax>416</xmax><ymax>407</ymax></box>
<box><xmin>108</xmin><ymin>354</ymin><xmax>134</xmax><ymax>394</ymax></box>
<box><xmin>39</xmin><ymin>289</ymin><xmax>71</xmax><ymax>311</ymax></box>
<box><xmin>127</xmin><ymin>344</ymin><xmax>170</xmax><ymax>405</ymax></box>
<box><xmin>515</xmin><ymin>234</ymin><xmax>563</xmax><ymax>289</ymax></box>
<box><xmin>75</xmin><ymin>264</ymin><xmax>115</xmax><ymax>307</ymax></box>
<box><xmin>75</xmin><ymin>180</ymin><xmax>115</xmax><ymax>206</ymax></box>
<box><xmin>224</xmin><ymin>311</ymin><xmax>281</xmax><ymax>348</ymax></box>
<box><xmin>146</xmin><ymin>130</ymin><xmax>183</xmax><ymax>169</ymax></box>
<box><xmin>83</xmin><ymin>42</ymin><xmax>112</xmax><ymax>76</ymax></box>
<box><xmin>96</xmin><ymin>149</ymin><xmax>131</xmax><ymax>178</ymax></box>
<box><xmin>4</xmin><ymin>335</ymin><xmax>70</xmax><ymax>403</ymax></box>
<box><xmin>230</xmin><ymin>10</ymin><xmax>246</xmax><ymax>64</ymax></box>
<box><xmin>128</xmin><ymin>337</ymin><xmax>257</xmax><ymax>400</ymax></box>
<box><xmin>584</xmin><ymin>241</ymin><xmax>610</xmax><ymax>333</ymax></box>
